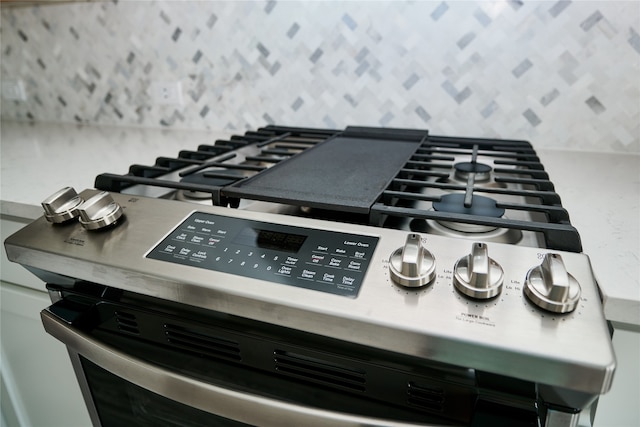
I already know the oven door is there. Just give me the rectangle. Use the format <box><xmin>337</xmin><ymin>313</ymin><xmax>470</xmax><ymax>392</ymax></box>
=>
<box><xmin>42</xmin><ymin>275</ymin><xmax>493</xmax><ymax>427</ymax></box>
<box><xmin>42</xmin><ymin>309</ymin><xmax>449</xmax><ymax>427</ymax></box>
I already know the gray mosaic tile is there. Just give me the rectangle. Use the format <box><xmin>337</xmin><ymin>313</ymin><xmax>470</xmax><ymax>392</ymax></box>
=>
<box><xmin>629</xmin><ymin>28</ymin><xmax>640</xmax><ymax>54</ymax></box>
<box><xmin>481</xmin><ymin>101</ymin><xmax>498</xmax><ymax>118</ymax></box>
<box><xmin>581</xmin><ymin>10</ymin><xmax>603</xmax><ymax>31</ymax></box>
<box><xmin>549</xmin><ymin>1</ymin><xmax>572</xmax><ymax>18</ymax></box>
<box><xmin>192</xmin><ymin>50</ymin><xmax>202</xmax><ymax>64</ymax></box>
<box><xmin>508</xmin><ymin>0</ymin><xmax>523</xmax><ymax>11</ymax></box>
<box><xmin>286</xmin><ymin>22</ymin><xmax>299</xmax><ymax>39</ymax></box>
<box><xmin>355</xmin><ymin>61</ymin><xmax>370</xmax><ymax>77</ymax></box>
<box><xmin>586</xmin><ymin>96</ymin><xmax>606</xmax><ymax>114</ymax></box>
<box><xmin>415</xmin><ymin>105</ymin><xmax>431</xmax><ymax>123</ymax></box>
<box><xmin>309</xmin><ymin>48</ymin><xmax>323</xmax><ymax>64</ymax></box>
<box><xmin>265</xmin><ymin>0</ymin><xmax>276</xmax><ymax>14</ymax></box>
<box><xmin>540</xmin><ymin>88</ymin><xmax>560</xmax><ymax>106</ymax></box>
<box><xmin>344</xmin><ymin>93</ymin><xmax>357</xmax><ymax>107</ymax></box>
<box><xmin>172</xmin><ymin>27</ymin><xmax>181</xmax><ymax>42</ymax></box>
<box><xmin>474</xmin><ymin>8</ymin><xmax>491</xmax><ymax>27</ymax></box>
<box><xmin>160</xmin><ymin>10</ymin><xmax>170</xmax><ymax>25</ymax></box>
<box><xmin>523</xmin><ymin>108</ymin><xmax>541</xmax><ymax>126</ymax></box>
<box><xmin>355</xmin><ymin>47</ymin><xmax>369</xmax><ymax>63</ymax></box>
<box><xmin>257</xmin><ymin>42</ymin><xmax>269</xmax><ymax>58</ymax></box>
<box><xmin>431</xmin><ymin>2</ymin><xmax>449</xmax><ymax>21</ymax></box>
<box><xmin>457</xmin><ymin>32</ymin><xmax>476</xmax><ymax>50</ymax></box>
<box><xmin>291</xmin><ymin>97</ymin><xmax>303</xmax><ymax>112</ymax></box>
<box><xmin>342</xmin><ymin>13</ymin><xmax>357</xmax><ymax>31</ymax></box>
<box><xmin>403</xmin><ymin>73</ymin><xmax>420</xmax><ymax>90</ymax></box>
<box><xmin>206</xmin><ymin>13</ymin><xmax>217</xmax><ymax>29</ymax></box>
<box><xmin>512</xmin><ymin>59</ymin><xmax>533</xmax><ymax>78</ymax></box>
<box><xmin>379</xmin><ymin>111</ymin><xmax>394</xmax><ymax>126</ymax></box>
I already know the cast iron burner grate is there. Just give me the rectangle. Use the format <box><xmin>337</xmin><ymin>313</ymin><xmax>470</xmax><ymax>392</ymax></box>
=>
<box><xmin>94</xmin><ymin>125</ymin><xmax>581</xmax><ymax>252</ymax></box>
<box><xmin>370</xmin><ymin>135</ymin><xmax>581</xmax><ymax>252</ymax></box>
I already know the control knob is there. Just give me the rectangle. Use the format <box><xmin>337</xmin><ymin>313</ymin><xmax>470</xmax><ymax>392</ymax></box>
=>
<box><xmin>524</xmin><ymin>253</ymin><xmax>581</xmax><ymax>313</ymax></box>
<box><xmin>389</xmin><ymin>233</ymin><xmax>436</xmax><ymax>288</ymax></box>
<box><xmin>453</xmin><ymin>242</ymin><xmax>503</xmax><ymax>299</ymax></box>
<box><xmin>78</xmin><ymin>192</ymin><xmax>124</xmax><ymax>231</ymax></box>
<box><xmin>42</xmin><ymin>187</ymin><xmax>84</xmax><ymax>223</ymax></box>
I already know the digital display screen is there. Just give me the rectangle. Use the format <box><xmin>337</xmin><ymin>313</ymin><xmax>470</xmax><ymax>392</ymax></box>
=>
<box><xmin>233</xmin><ymin>228</ymin><xmax>307</xmax><ymax>253</ymax></box>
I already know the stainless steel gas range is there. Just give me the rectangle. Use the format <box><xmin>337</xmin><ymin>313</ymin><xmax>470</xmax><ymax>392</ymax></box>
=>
<box><xmin>4</xmin><ymin>125</ymin><xmax>615</xmax><ymax>427</ymax></box>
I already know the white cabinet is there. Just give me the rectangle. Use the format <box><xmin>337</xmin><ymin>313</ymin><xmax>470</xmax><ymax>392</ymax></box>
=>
<box><xmin>1</xmin><ymin>217</ymin><xmax>91</xmax><ymax>427</ymax></box>
<box><xmin>1</xmin><ymin>282</ymin><xmax>91</xmax><ymax>427</ymax></box>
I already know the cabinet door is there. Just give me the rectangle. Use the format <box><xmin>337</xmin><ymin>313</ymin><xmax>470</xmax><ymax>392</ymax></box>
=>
<box><xmin>1</xmin><ymin>281</ymin><xmax>91</xmax><ymax>427</ymax></box>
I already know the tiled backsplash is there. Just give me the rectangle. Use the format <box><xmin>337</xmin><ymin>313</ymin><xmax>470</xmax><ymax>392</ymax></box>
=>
<box><xmin>1</xmin><ymin>0</ymin><xmax>638</xmax><ymax>152</ymax></box>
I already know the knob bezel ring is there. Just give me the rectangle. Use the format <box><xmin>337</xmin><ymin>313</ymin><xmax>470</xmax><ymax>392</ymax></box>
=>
<box><xmin>43</xmin><ymin>197</ymin><xmax>84</xmax><ymax>223</ymax></box>
<box><xmin>41</xmin><ymin>187</ymin><xmax>85</xmax><ymax>224</ymax></box>
<box><xmin>388</xmin><ymin>247</ymin><xmax>436</xmax><ymax>288</ymax></box>
<box><xmin>524</xmin><ymin>266</ymin><xmax>581</xmax><ymax>314</ymax></box>
<box><xmin>78</xmin><ymin>203</ymin><xmax>124</xmax><ymax>230</ymax></box>
<box><xmin>77</xmin><ymin>192</ymin><xmax>125</xmax><ymax>231</ymax></box>
<box><xmin>452</xmin><ymin>257</ymin><xmax>504</xmax><ymax>299</ymax></box>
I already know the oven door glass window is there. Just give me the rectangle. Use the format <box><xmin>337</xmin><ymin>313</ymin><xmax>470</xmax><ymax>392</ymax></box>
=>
<box><xmin>81</xmin><ymin>357</ymin><xmax>249</xmax><ymax>427</ymax></box>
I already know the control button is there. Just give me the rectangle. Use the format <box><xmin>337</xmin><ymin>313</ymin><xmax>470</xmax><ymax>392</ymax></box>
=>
<box><xmin>389</xmin><ymin>233</ymin><xmax>436</xmax><ymax>288</ymax></box>
<box><xmin>453</xmin><ymin>242</ymin><xmax>504</xmax><ymax>299</ymax></box>
<box><xmin>328</xmin><ymin>257</ymin><xmax>343</xmax><ymax>268</ymax></box>
<box><xmin>300</xmin><ymin>269</ymin><xmax>317</xmax><ymax>280</ymax></box>
<box><xmin>42</xmin><ymin>187</ymin><xmax>84</xmax><ymax>223</ymax></box>
<box><xmin>321</xmin><ymin>272</ymin><xmax>335</xmax><ymax>283</ymax></box>
<box><xmin>346</xmin><ymin>260</ymin><xmax>362</xmax><ymax>272</ymax></box>
<box><xmin>524</xmin><ymin>253</ymin><xmax>581</xmax><ymax>313</ymax></box>
<box><xmin>78</xmin><ymin>192</ymin><xmax>124</xmax><ymax>231</ymax></box>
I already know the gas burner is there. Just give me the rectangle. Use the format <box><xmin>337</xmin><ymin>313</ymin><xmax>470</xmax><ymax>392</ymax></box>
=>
<box><xmin>435</xmin><ymin>161</ymin><xmax>507</xmax><ymax>189</ymax></box>
<box><xmin>409</xmin><ymin>216</ymin><xmax>523</xmax><ymax>244</ymax></box>
<box><xmin>175</xmin><ymin>170</ymin><xmax>246</xmax><ymax>204</ymax></box>
<box><xmin>412</xmin><ymin>217</ymin><xmax>523</xmax><ymax>244</ymax></box>
<box><xmin>174</xmin><ymin>189</ymin><xmax>212</xmax><ymax>203</ymax></box>
<box><xmin>410</xmin><ymin>193</ymin><xmax>523</xmax><ymax>243</ymax></box>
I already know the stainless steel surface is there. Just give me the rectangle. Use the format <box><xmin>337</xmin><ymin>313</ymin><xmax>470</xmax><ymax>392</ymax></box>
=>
<box><xmin>544</xmin><ymin>408</ymin><xmax>580</xmax><ymax>427</ymax></box>
<box><xmin>453</xmin><ymin>242</ymin><xmax>504</xmax><ymax>299</ymax></box>
<box><xmin>41</xmin><ymin>186</ymin><xmax>83</xmax><ymax>223</ymax></box>
<box><xmin>524</xmin><ymin>253</ymin><xmax>581</xmax><ymax>314</ymax></box>
<box><xmin>5</xmin><ymin>190</ymin><xmax>615</xmax><ymax>395</ymax></box>
<box><xmin>77</xmin><ymin>191</ymin><xmax>123</xmax><ymax>230</ymax></box>
<box><xmin>388</xmin><ymin>233</ymin><xmax>436</xmax><ymax>288</ymax></box>
<box><xmin>41</xmin><ymin>310</ymin><xmax>441</xmax><ymax>427</ymax></box>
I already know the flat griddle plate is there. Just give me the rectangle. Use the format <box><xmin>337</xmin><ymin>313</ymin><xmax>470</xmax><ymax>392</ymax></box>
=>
<box><xmin>224</xmin><ymin>131</ymin><xmax>424</xmax><ymax>214</ymax></box>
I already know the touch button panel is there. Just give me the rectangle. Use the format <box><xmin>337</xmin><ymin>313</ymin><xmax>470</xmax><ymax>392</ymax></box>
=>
<box><xmin>147</xmin><ymin>212</ymin><xmax>379</xmax><ymax>297</ymax></box>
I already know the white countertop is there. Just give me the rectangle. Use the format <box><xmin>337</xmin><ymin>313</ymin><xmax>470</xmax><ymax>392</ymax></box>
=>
<box><xmin>1</xmin><ymin>120</ymin><xmax>639</xmax><ymax>329</ymax></box>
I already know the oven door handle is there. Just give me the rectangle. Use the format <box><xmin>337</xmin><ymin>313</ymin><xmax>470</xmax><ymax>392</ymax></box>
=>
<box><xmin>41</xmin><ymin>309</ymin><xmax>445</xmax><ymax>427</ymax></box>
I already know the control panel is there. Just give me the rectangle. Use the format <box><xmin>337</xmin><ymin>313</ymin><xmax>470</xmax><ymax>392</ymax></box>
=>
<box><xmin>386</xmin><ymin>234</ymin><xmax>583</xmax><ymax>314</ymax></box>
<box><xmin>147</xmin><ymin>212</ymin><xmax>379</xmax><ymax>297</ymax></box>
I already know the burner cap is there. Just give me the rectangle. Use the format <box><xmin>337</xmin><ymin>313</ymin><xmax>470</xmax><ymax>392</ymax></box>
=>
<box><xmin>454</xmin><ymin>162</ymin><xmax>492</xmax><ymax>174</ymax></box>
<box><xmin>433</xmin><ymin>194</ymin><xmax>504</xmax><ymax>218</ymax></box>
<box><xmin>454</xmin><ymin>162</ymin><xmax>492</xmax><ymax>182</ymax></box>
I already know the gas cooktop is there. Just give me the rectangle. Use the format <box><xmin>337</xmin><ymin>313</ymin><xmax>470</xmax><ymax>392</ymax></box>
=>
<box><xmin>94</xmin><ymin>125</ymin><xmax>582</xmax><ymax>252</ymax></box>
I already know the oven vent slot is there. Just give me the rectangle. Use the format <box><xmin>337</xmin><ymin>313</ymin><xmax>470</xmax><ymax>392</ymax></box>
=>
<box><xmin>406</xmin><ymin>382</ymin><xmax>445</xmax><ymax>412</ymax></box>
<box><xmin>164</xmin><ymin>324</ymin><xmax>241</xmax><ymax>361</ymax></box>
<box><xmin>274</xmin><ymin>350</ymin><xmax>366</xmax><ymax>393</ymax></box>
<box><xmin>115</xmin><ymin>311</ymin><xmax>140</xmax><ymax>335</ymax></box>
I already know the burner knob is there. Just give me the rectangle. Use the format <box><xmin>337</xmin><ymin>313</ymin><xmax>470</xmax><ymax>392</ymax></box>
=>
<box><xmin>78</xmin><ymin>192</ymin><xmax>124</xmax><ymax>231</ymax></box>
<box><xmin>42</xmin><ymin>187</ymin><xmax>84</xmax><ymax>223</ymax></box>
<box><xmin>524</xmin><ymin>253</ymin><xmax>581</xmax><ymax>313</ymax></box>
<box><xmin>389</xmin><ymin>233</ymin><xmax>436</xmax><ymax>288</ymax></box>
<box><xmin>453</xmin><ymin>242</ymin><xmax>503</xmax><ymax>299</ymax></box>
